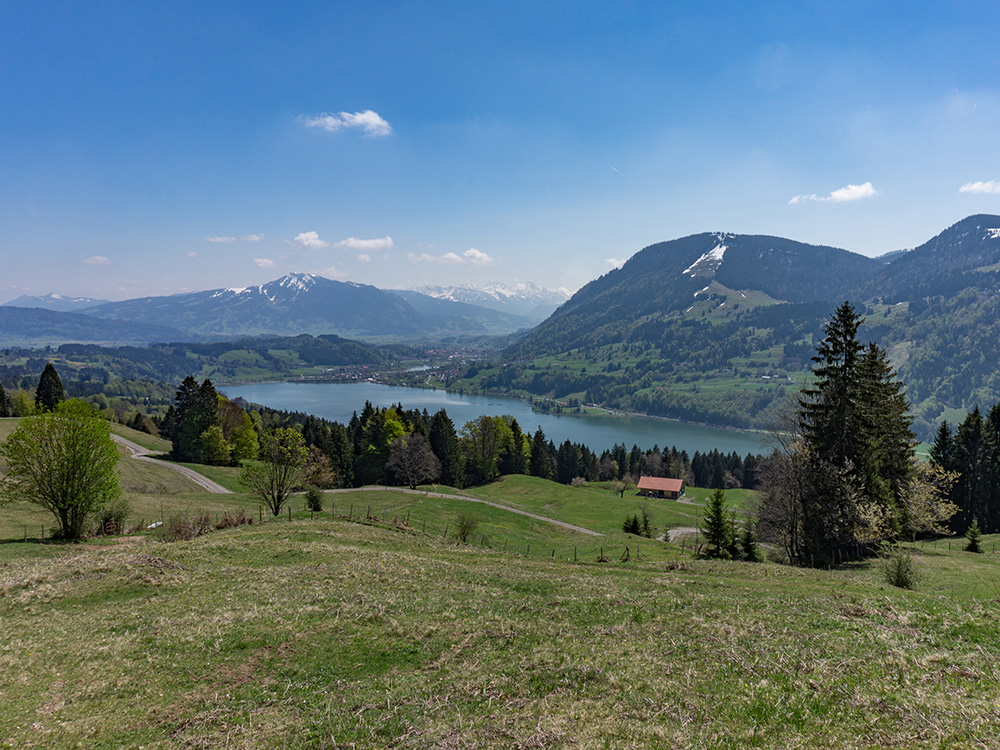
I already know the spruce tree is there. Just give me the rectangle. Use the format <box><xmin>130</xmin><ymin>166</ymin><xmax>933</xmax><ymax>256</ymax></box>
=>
<box><xmin>795</xmin><ymin>302</ymin><xmax>915</xmax><ymax>562</ymax></box>
<box><xmin>34</xmin><ymin>363</ymin><xmax>65</xmax><ymax>412</ymax></box>
<box><xmin>0</xmin><ymin>382</ymin><xmax>11</xmax><ymax>418</ymax></box>
<box><xmin>702</xmin><ymin>488</ymin><xmax>733</xmax><ymax>559</ymax></box>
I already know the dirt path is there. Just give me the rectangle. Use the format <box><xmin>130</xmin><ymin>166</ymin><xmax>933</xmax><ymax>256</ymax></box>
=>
<box><xmin>324</xmin><ymin>486</ymin><xmax>604</xmax><ymax>537</ymax></box>
<box><xmin>665</xmin><ymin>526</ymin><xmax>699</xmax><ymax>542</ymax></box>
<box><xmin>112</xmin><ymin>437</ymin><xmax>601</xmax><ymax>535</ymax></box>
<box><xmin>111</xmin><ymin>435</ymin><xmax>232</xmax><ymax>494</ymax></box>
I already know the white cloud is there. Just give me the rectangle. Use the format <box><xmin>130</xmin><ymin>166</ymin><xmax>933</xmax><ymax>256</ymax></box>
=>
<box><xmin>316</xmin><ymin>266</ymin><xmax>348</xmax><ymax>279</ymax></box>
<box><xmin>357</xmin><ymin>253</ymin><xmax>371</xmax><ymax>262</ymax></box>
<box><xmin>187</xmin><ymin>252</ymin><xmax>198</xmax><ymax>258</ymax></box>
<box><xmin>293</xmin><ymin>231</ymin><xmax>330</xmax><ymax>250</ymax></box>
<box><xmin>462</xmin><ymin>248</ymin><xmax>495</xmax><ymax>266</ymax></box>
<box><xmin>408</xmin><ymin>248</ymin><xmax>496</xmax><ymax>266</ymax></box>
<box><xmin>301</xmin><ymin>110</ymin><xmax>393</xmax><ymax>137</ymax></box>
<box><xmin>606</xmin><ymin>257</ymin><xmax>626</xmax><ymax>268</ymax></box>
<box><xmin>83</xmin><ymin>255</ymin><xmax>112</xmax><ymax>265</ymax></box>
<box><xmin>207</xmin><ymin>234</ymin><xmax>262</xmax><ymax>243</ymax></box>
<box><xmin>254</xmin><ymin>258</ymin><xmax>275</xmax><ymax>268</ymax></box>
<box><xmin>789</xmin><ymin>181</ymin><xmax>879</xmax><ymax>204</ymax></box>
<box><xmin>959</xmin><ymin>180</ymin><xmax>1000</xmax><ymax>194</ymax></box>
<box><xmin>336</xmin><ymin>236</ymin><xmax>394</xmax><ymax>251</ymax></box>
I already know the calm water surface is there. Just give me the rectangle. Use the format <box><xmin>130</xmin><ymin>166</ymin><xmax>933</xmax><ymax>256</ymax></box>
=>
<box><xmin>222</xmin><ymin>382</ymin><xmax>770</xmax><ymax>456</ymax></box>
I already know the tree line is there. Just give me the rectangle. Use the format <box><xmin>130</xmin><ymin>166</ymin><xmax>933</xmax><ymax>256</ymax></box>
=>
<box><xmin>929</xmin><ymin>404</ymin><xmax>1000</xmax><ymax>534</ymax></box>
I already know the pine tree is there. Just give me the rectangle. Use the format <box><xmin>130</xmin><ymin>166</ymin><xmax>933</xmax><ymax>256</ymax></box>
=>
<box><xmin>34</xmin><ymin>363</ymin><xmax>65</xmax><ymax>412</ymax></box>
<box><xmin>702</xmin><ymin>488</ymin><xmax>733</xmax><ymax>559</ymax></box>
<box><xmin>427</xmin><ymin>409</ymin><xmax>465</xmax><ymax>487</ymax></box>
<box><xmin>953</xmin><ymin>407</ymin><xmax>986</xmax><ymax>533</ymax></box>
<box><xmin>791</xmin><ymin>302</ymin><xmax>915</xmax><ymax>562</ymax></box>
<box><xmin>0</xmin><ymin>382</ymin><xmax>11</xmax><ymax>418</ymax></box>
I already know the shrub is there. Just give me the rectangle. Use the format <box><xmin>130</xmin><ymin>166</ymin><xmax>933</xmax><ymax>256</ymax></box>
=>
<box><xmin>305</xmin><ymin>485</ymin><xmax>324</xmax><ymax>512</ymax></box>
<box><xmin>622</xmin><ymin>514</ymin><xmax>641</xmax><ymax>535</ymax></box>
<box><xmin>881</xmin><ymin>546</ymin><xmax>919</xmax><ymax>590</ymax></box>
<box><xmin>570</xmin><ymin>476</ymin><xmax>588</xmax><ymax>487</ymax></box>
<box><xmin>454</xmin><ymin>511</ymin><xmax>478</xmax><ymax>544</ymax></box>
<box><xmin>215</xmin><ymin>509</ymin><xmax>254</xmax><ymax>529</ymax></box>
<box><xmin>94</xmin><ymin>495</ymin><xmax>132</xmax><ymax>536</ymax></box>
<box><xmin>162</xmin><ymin>513</ymin><xmax>213</xmax><ymax>542</ymax></box>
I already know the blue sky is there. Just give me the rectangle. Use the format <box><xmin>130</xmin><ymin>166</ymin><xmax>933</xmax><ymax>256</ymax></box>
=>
<box><xmin>3</xmin><ymin>1</ymin><xmax>1000</xmax><ymax>301</ymax></box>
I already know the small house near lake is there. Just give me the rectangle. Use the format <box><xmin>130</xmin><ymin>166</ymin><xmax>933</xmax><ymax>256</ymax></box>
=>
<box><xmin>637</xmin><ymin>476</ymin><xmax>685</xmax><ymax>500</ymax></box>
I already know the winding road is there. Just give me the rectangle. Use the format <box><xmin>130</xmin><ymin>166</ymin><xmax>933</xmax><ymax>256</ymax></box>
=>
<box><xmin>111</xmin><ymin>434</ymin><xmax>233</xmax><ymax>494</ymax></box>
<box><xmin>112</xmin><ymin>436</ymin><xmax>603</xmax><ymax>536</ymax></box>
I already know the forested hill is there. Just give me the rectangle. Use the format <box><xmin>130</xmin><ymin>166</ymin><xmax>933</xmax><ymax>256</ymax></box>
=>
<box><xmin>509</xmin><ymin>232</ymin><xmax>879</xmax><ymax>357</ymax></box>
<box><xmin>458</xmin><ymin>215</ymin><xmax>1000</xmax><ymax>439</ymax></box>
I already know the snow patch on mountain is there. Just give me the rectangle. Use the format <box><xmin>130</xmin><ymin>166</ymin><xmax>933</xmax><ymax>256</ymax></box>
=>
<box><xmin>684</xmin><ymin>241</ymin><xmax>728</xmax><ymax>277</ymax></box>
<box><xmin>988</xmin><ymin>228</ymin><xmax>1000</xmax><ymax>239</ymax></box>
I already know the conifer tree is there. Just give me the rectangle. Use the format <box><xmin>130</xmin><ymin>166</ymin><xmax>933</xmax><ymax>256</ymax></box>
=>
<box><xmin>34</xmin><ymin>363</ymin><xmax>65</xmax><ymax>412</ymax></box>
<box><xmin>702</xmin><ymin>488</ymin><xmax>734</xmax><ymax>559</ymax></box>
<box><xmin>0</xmin><ymin>382</ymin><xmax>11</xmax><ymax>418</ymax></box>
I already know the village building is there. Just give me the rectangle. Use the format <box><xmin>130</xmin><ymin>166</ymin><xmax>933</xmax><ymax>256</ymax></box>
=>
<box><xmin>636</xmin><ymin>476</ymin><xmax>685</xmax><ymax>500</ymax></box>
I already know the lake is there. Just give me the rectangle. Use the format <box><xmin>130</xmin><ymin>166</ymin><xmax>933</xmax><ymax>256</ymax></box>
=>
<box><xmin>220</xmin><ymin>381</ymin><xmax>771</xmax><ymax>457</ymax></box>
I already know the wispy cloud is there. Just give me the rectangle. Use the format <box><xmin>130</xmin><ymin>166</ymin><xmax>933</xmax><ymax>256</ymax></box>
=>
<box><xmin>206</xmin><ymin>234</ymin><xmax>262</xmax><ymax>243</ymax></box>
<box><xmin>959</xmin><ymin>180</ymin><xmax>1000</xmax><ymax>194</ymax></box>
<box><xmin>83</xmin><ymin>255</ymin><xmax>112</xmax><ymax>265</ymax></box>
<box><xmin>789</xmin><ymin>181</ymin><xmax>879</xmax><ymax>205</ymax></box>
<box><xmin>357</xmin><ymin>254</ymin><xmax>371</xmax><ymax>262</ymax></box>
<box><xmin>316</xmin><ymin>266</ymin><xmax>348</xmax><ymax>279</ymax></box>
<box><xmin>336</xmin><ymin>236</ymin><xmax>394</xmax><ymax>251</ymax></box>
<box><xmin>187</xmin><ymin>252</ymin><xmax>198</xmax><ymax>258</ymax></box>
<box><xmin>254</xmin><ymin>258</ymin><xmax>275</xmax><ymax>268</ymax></box>
<box><xmin>292</xmin><ymin>231</ymin><xmax>329</xmax><ymax>250</ymax></box>
<box><xmin>408</xmin><ymin>248</ymin><xmax>496</xmax><ymax>267</ymax></box>
<box><xmin>606</xmin><ymin>257</ymin><xmax>626</xmax><ymax>268</ymax></box>
<box><xmin>301</xmin><ymin>110</ymin><xmax>392</xmax><ymax>137</ymax></box>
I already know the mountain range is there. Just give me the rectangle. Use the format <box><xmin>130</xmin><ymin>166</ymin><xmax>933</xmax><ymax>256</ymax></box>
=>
<box><xmin>457</xmin><ymin>214</ymin><xmax>1000</xmax><ymax>439</ymax></box>
<box><xmin>0</xmin><ymin>275</ymin><xmax>543</xmax><ymax>346</ymax></box>
<box><xmin>411</xmin><ymin>282</ymin><xmax>571</xmax><ymax>320</ymax></box>
<box><xmin>4</xmin><ymin>214</ymin><xmax>1000</xmax><ymax>439</ymax></box>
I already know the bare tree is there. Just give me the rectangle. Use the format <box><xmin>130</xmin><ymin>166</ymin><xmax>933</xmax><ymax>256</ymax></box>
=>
<box><xmin>386</xmin><ymin>433</ymin><xmax>441</xmax><ymax>489</ymax></box>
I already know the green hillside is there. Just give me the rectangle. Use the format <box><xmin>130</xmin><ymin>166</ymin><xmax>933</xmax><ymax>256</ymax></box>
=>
<box><xmin>2</xmin><ymin>513</ymin><xmax>999</xmax><ymax>748</ymax></box>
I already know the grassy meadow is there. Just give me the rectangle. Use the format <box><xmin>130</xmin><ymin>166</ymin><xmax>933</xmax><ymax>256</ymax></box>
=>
<box><xmin>2</xmin><ymin>417</ymin><xmax>1000</xmax><ymax>747</ymax></box>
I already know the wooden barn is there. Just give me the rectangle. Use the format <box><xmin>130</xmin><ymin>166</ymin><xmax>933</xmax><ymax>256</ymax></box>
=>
<box><xmin>637</xmin><ymin>476</ymin><xmax>685</xmax><ymax>500</ymax></box>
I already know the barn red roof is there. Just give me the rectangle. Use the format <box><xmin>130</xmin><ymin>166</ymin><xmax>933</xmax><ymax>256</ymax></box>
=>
<box><xmin>637</xmin><ymin>476</ymin><xmax>684</xmax><ymax>493</ymax></box>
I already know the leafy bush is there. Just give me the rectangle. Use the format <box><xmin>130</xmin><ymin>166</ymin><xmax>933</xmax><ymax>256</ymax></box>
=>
<box><xmin>881</xmin><ymin>547</ymin><xmax>919</xmax><ymax>590</ymax></box>
<box><xmin>570</xmin><ymin>476</ymin><xmax>588</xmax><ymax>487</ymax></box>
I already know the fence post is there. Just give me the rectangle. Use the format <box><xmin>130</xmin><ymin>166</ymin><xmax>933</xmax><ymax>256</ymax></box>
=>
<box><xmin>288</xmin><ymin>505</ymin><xmax>291</xmax><ymax>521</ymax></box>
<box><xmin>443</xmin><ymin>525</ymin><xmax>449</xmax><ymax>539</ymax></box>
<box><xmin>349</xmin><ymin>504</ymin><xmax>353</xmax><ymax>519</ymax></box>
<box><xmin>332</xmin><ymin>502</ymin><xmax>335</xmax><ymax>518</ymax></box>
<box><xmin>574</xmin><ymin>545</ymin><xmax>577</xmax><ymax>562</ymax></box>
<box><xmin>259</xmin><ymin>504</ymin><xmax>262</xmax><ymax>523</ymax></box>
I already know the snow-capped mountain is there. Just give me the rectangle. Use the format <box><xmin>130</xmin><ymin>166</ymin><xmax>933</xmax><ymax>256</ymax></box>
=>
<box><xmin>2</xmin><ymin>293</ymin><xmax>108</xmax><ymax>312</ymax></box>
<box><xmin>81</xmin><ymin>273</ymin><xmax>535</xmax><ymax>340</ymax></box>
<box><xmin>411</xmin><ymin>281</ymin><xmax>571</xmax><ymax>320</ymax></box>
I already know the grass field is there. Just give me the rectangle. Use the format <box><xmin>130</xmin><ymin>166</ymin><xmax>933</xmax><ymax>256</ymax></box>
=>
<box><xmin>4</xmin><ymin>417</ymin><xmax>1000</xmax><ymax>747</ymax></box>
<box><xmin>1</xmin><ymin>517</ymin><xmax>999</xmax><ymax>748</ymax></box>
